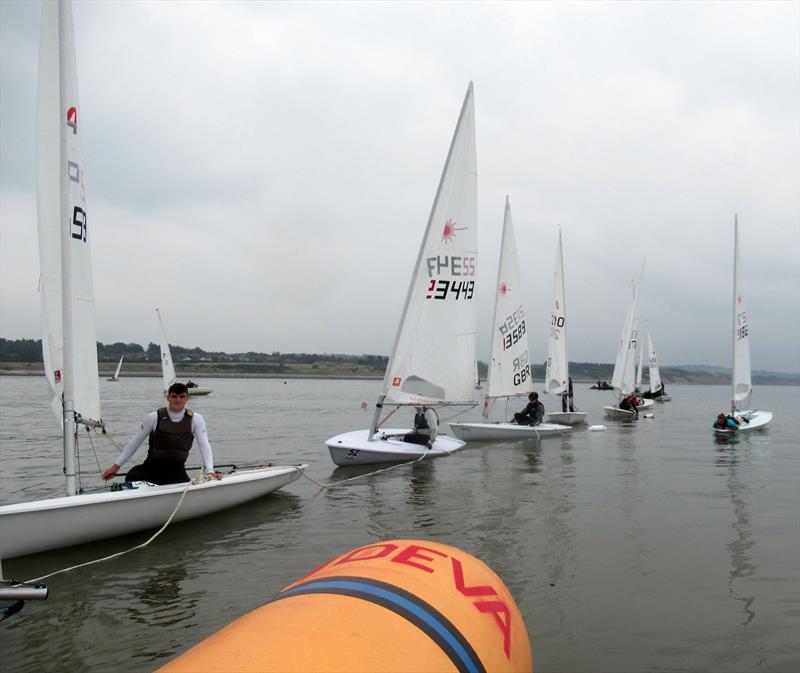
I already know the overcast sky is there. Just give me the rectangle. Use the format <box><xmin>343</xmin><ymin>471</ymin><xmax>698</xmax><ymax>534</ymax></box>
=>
<box><xmin>1</xmin><ymin>1</ymin><xmax>798</xmax><ymax>373</ymax></box>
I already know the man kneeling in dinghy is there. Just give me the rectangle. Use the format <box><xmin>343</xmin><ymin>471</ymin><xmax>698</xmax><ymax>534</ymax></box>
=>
<box><xmin>101</xmin><ymin>383</ymin><xmax>222</xmax><ymax>485</ymax></box>
<box><xmin>512</xmin><ymin>392</ymin><xmax>545</xmax><ymax>426</ymax></box>
<box><xmin>403</xmin><ymin>405</ymin><xmax>439</xmax><ymax>449</ymax></box>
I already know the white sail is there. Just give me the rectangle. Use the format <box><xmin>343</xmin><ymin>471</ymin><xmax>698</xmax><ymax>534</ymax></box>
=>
<box><xmin>113</xmin><ymin>355</ymin><xmax>124</xmax><ymax>379</ymax></box>
<box><xmin>381</xmin><ymin>83</ymin><xmax>478</xmax><ymax>405</ymax></box>
<box><xmin>156</xmin><ymin>308</ymin><xmax>177</xmax><ymax>391</ymax></box>
<box><xmin>611</xmin><ymin>262</ymin><xmax>644</xmax><ymax>396</ymax></box>
<box><xmin>486</xmin><ymin>197</ymin><xmax>532</xmax><ymax>401</ymax></box>
<box><xmin>544</xmin><ymin>229</ymin><xmax>568</xmax><ymax>395</ymax></box>
<box><xmin>647</xmin><ymin>331</ymin><xmax>662</xmax><ymax>394</ymax></box>
<box><xmin>37</xmin><ymin>0</ymin><xmax>100</xmax><ymax>424</ymax></box>
<box><xmin>636</xmin><ymin>343</ymin><xmax>643</xmax><ymax>388</ymax></box>
<box><xmin>732</xmin><ymin>216</ymin><xmax>752</xmax><ymax>411</ymax></box>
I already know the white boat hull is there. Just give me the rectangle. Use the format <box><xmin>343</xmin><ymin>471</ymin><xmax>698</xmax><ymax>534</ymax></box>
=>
<box><xmin>714</xmin><ymin>410</ymin><xmax>773</xmax><ymax>435</ymax></box>
<box><xmin>326</xmin><ymin>429</ymin><xmax>464</xmax><ymax>466</ymax></box>
<box><xmin>545</xmin><ymin>411</ymin><xmax>587</xmax><ymax>425</ymax></box>
<box><xmin>188</xmin><ymin>387</ymin><xmax>214</xmax><ymax>397</ymax></box>
<box><xmin>0</xmin><ymin>465</ymin><xmax>305</xmax><ymax>559</ymax></box>
<box><xmin>655</xmin><ymin>395</ymin><xmax>671</xmax><ymax>402</ymax></box>
<box><xmin>604</xmin><ymin>405</ymin><xmax>637</xmax><ymax>420</ymax></box>
<box><xmin>449</xmin><ymin>421</ymin><xmax>572</xmax><ymax>441</ymax></box>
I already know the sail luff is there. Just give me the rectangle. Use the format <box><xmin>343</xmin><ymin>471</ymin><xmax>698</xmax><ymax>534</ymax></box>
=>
<box><xmin>114</xmin><ymin>355</ymin><xmax>123</xmax><ymax>379</ymax></box>
<box><xmin>379</xmin><ymin>82</ymin><xmax>478</xmax><ymax>408</ymax></box>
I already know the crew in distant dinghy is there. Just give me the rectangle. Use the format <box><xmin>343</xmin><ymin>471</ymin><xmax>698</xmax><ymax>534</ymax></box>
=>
<box><xmin>101</xmin><ymin>383</ymin><xmax>222</xmax><ymax>485</ymax></box>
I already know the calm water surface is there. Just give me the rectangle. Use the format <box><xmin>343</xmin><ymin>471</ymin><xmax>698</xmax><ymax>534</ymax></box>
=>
<box><xmin>1</xmin><ymin>376</ymin><xmax>798</xmax><ymax>672</ymax></box>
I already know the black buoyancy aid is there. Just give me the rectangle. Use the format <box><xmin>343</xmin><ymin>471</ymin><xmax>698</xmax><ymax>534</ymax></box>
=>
<box><xmin>148</xmin><ymin>407</ymin><xmax>194</xmax><ymax>464</ymax></box>
<box><xmin>414</xmin><ymin>411</ymin><xmax>430</xmax><ymax>431</ymax></box>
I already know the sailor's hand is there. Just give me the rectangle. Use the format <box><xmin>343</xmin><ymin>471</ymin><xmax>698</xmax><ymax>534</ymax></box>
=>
<box><xmin>207</xmin><ymin>471</ymin><xmax>223</xmax><ymax>480</ymax></box>
<box><xmin>426</xmin><ymin>441</ymin><xmax>433</xmax><ymax>449</ymax></box>
<box><xmin>101</xmin><ymin>464</ymin><xmax>120</xmax><ymax>480</ymax></box>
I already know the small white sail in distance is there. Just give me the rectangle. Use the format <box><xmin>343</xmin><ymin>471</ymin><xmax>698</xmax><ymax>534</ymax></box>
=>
<box><xmin>647</xmin><ymin>330</ymin><xmax>662</xmax><ymax>393</ymax></box>
<box><xmin>611</xmin><ymin>260</ymin><xmax>645</xmax><ymax>396</ymax></box>
<box><xmin>379</xmin><ymin>82</ymin><xmax>478</xmax><ymax>406</ymax></box>
<box><xmin>156</xmin><ymin>307</ymin><xmax>177</xmax><ymax>391</ymax></box>
<box><xmin>545</xmin><ymin>228</ymin><xmax>568</xmax><ymax>396</ymax></box>
<box><xmin>732</xmin><ymin>216</ymin><xmax>752</xmax><ymax>412</ymax></box>
<box><xmin>113</xmin><ymin>355</ymin><xmax>123</xmax><ymax>379</ymax></box>
<box><xmin>484</xmin><ymin>197</ymin><xmax>532</xmax><ymax>415</ymax></box>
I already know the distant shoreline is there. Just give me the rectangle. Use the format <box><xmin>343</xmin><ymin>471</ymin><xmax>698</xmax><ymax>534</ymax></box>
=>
<box><xmin>2</xmin><ymin>369</ymin><xmax>797</xmax><ymax>386</ymax></box>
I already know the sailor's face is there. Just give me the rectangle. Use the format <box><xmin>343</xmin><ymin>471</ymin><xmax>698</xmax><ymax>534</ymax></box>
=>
<box><xmin>168</xmin><ymin>393</ymin><xmax>189</xmax><ymax>413</ymax></box>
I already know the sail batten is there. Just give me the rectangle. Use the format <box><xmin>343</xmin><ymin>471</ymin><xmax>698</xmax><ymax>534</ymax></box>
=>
<box><xmin>381</xmin><ymin>83</ymin><xmax>478</xmax><ymax>405</ymax></box>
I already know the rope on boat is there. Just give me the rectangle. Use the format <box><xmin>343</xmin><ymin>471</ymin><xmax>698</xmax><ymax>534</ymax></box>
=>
<box><xmin>23</xmin><ymin>478</ymin><xmax>195</xmax><ymax>585</ymax></box>
<box><xmin>295</xmin><ymin>452</ymin><xmax>429</xmax><ymax>489</ymax></box>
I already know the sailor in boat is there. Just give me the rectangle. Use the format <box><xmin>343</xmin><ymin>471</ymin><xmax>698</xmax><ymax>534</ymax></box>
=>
<box><xmin>186</xmin><ymin>380</ymin><xmax>198</xmax><ymax>389</ymax></box>
<box><xmin>512</xmin><ymin>392</ymin><xmax>545</xmax><ymax>426</ymax></box>
<box><xmin>403</xmin><ymin>405</ymin><xmax>439</xmax><ymax>449</ymax></box>
<box><xmin>101</xmin><ymin>383</ymin><xmax>222</xmax><ymax>485</ymax></box>
<box><xmin>618</xmin><ymin>393</ymin><xmax>640</xmax><ymax>419</ymax></box>
<box><xmin>713</xmin><ymin>413</ymin><xmax>741</xmax><ymax>430</ymax></box>
<box><xmin>561</xmin><ymin>377</ymin><xmax>576</xmax><ymax>413</ymax></box>
<box><xmin>642</xmin><ymin>382</ymin><xmax>666</xmax><ymax>399</ymax></box>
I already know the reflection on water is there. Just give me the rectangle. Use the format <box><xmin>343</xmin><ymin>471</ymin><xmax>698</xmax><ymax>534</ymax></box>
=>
<box><xmin>716</xmin><ymin>445</ymin><xmax>756</xmax><ymax>626</ymax></box>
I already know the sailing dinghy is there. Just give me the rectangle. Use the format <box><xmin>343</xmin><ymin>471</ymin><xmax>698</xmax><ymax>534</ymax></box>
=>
<box><xmin>713</xmin><ymin>216</ymin><xmax>772</xmax><ymax>435</ymax></box>
<box><xmin>641</xmin><ymin>330</ymin><xmax>670</xmax><ymax>401</ymax></box>
<box><xmin>326</xmin><ymin>83</ymin><xmax>478</xmax><ymax>465</ymax></box>
<box><xmin>544</xmin><ymin>229</ymin><xmax>587</xmax><ymax>425</ymax></box>
<box><xmin>106</xmin><ymin>355</ymin><xmax>123</xmax><ymax>381</ymax></box>
<box><xmin>156</xmin><ymin>308</ymin><xmax>213</xmax><ymax>396</ymax></box>
<box><xmin>450</xmin><ymin>199</ymin><xmax>571</xmax><ymax>440</ymax></box>
<box><xmin>603</xmin><ymin>262</ymin><xmax>652</xmax><ymax>419</ymax></box>
<box><xmin>0</xmin><ymin>1</ymin><xmax>303</xmax><ymax>560</ymax></box>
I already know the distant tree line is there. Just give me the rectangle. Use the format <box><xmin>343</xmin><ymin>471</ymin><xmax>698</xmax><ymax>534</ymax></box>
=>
<box><xmin>0</xmin><ymin>338</ymin><xmax>391</xmax><ymax>369</ymax></box>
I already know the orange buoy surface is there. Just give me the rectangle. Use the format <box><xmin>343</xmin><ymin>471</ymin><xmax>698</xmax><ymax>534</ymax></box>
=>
<box><xmin>158</xmin><ymin>539</ymin><xmax>532</xmax><ymax>672</ymax></box>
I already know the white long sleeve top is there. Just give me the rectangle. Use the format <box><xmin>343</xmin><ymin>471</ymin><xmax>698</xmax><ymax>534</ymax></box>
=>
<box><xmin>114</xmin><ymin>409</ymin><xmax>214</xmax><ymax>472</ymax></box>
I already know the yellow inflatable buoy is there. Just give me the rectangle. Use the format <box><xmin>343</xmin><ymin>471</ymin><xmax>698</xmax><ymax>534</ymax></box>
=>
<box><xmin>158</xmin><ymin>539</ymin><xmax>532</xmax><ymax>672</ymax></box>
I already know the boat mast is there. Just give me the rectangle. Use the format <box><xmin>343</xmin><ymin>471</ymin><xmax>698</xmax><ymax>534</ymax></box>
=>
<box><xmin>731</xmin><ymin>214</ymin><xmax>738</xmax><ymax>416</ymax></box>
<box><xmin>57</xmin><ymin>1</ymin><xmax>78</xmax><ymax>496</ymax></box>
<box><xmin>369</xmin><ymin>83</ymin><xmax>475</xmax><ymax>440</ymax></box>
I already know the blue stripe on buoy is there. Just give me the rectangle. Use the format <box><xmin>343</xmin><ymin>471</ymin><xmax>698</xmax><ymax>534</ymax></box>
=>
<box><xmin>269</xmin><ymin>576</ymin><xmax>486</xmax><ymax>673</ymax></box>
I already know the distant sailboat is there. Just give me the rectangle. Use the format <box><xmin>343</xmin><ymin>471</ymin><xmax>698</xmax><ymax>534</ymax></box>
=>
<box><xmin>326</xmin><ymin>83</ymin><xmax>477</xmax><ymax>464</ymax></box>
<box><xmin>604</xmin><ymin>261</ymin><xmax>652</xmax><ymax>419</ymax></box>
<box><xmin>544</xmin><ymin>229</ymin><xmax>587</xmax><ymax>425</ymax></box>
<box><xmin>641</xmin><ymin>330</ymin><xmax>670</xmax><ymax>401</ymax></box>
<box><xmin>449</xmin><ymin>199</ymin><xmax>571</xmax><ymax>440</ymax></box>
<box><xmin>714</xmin><ymin>216</ymin><xmax>772</xmax><ymax>434</ymax></box>
<box><xmin>106</xmin><ymin>355</ymin><xmax>123</xmax><ymax>382</ymax></box>
<box><xmin>156</xmin><ymin>308</ymin><xmax>213</xmax><ymax>396</ymax></box>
